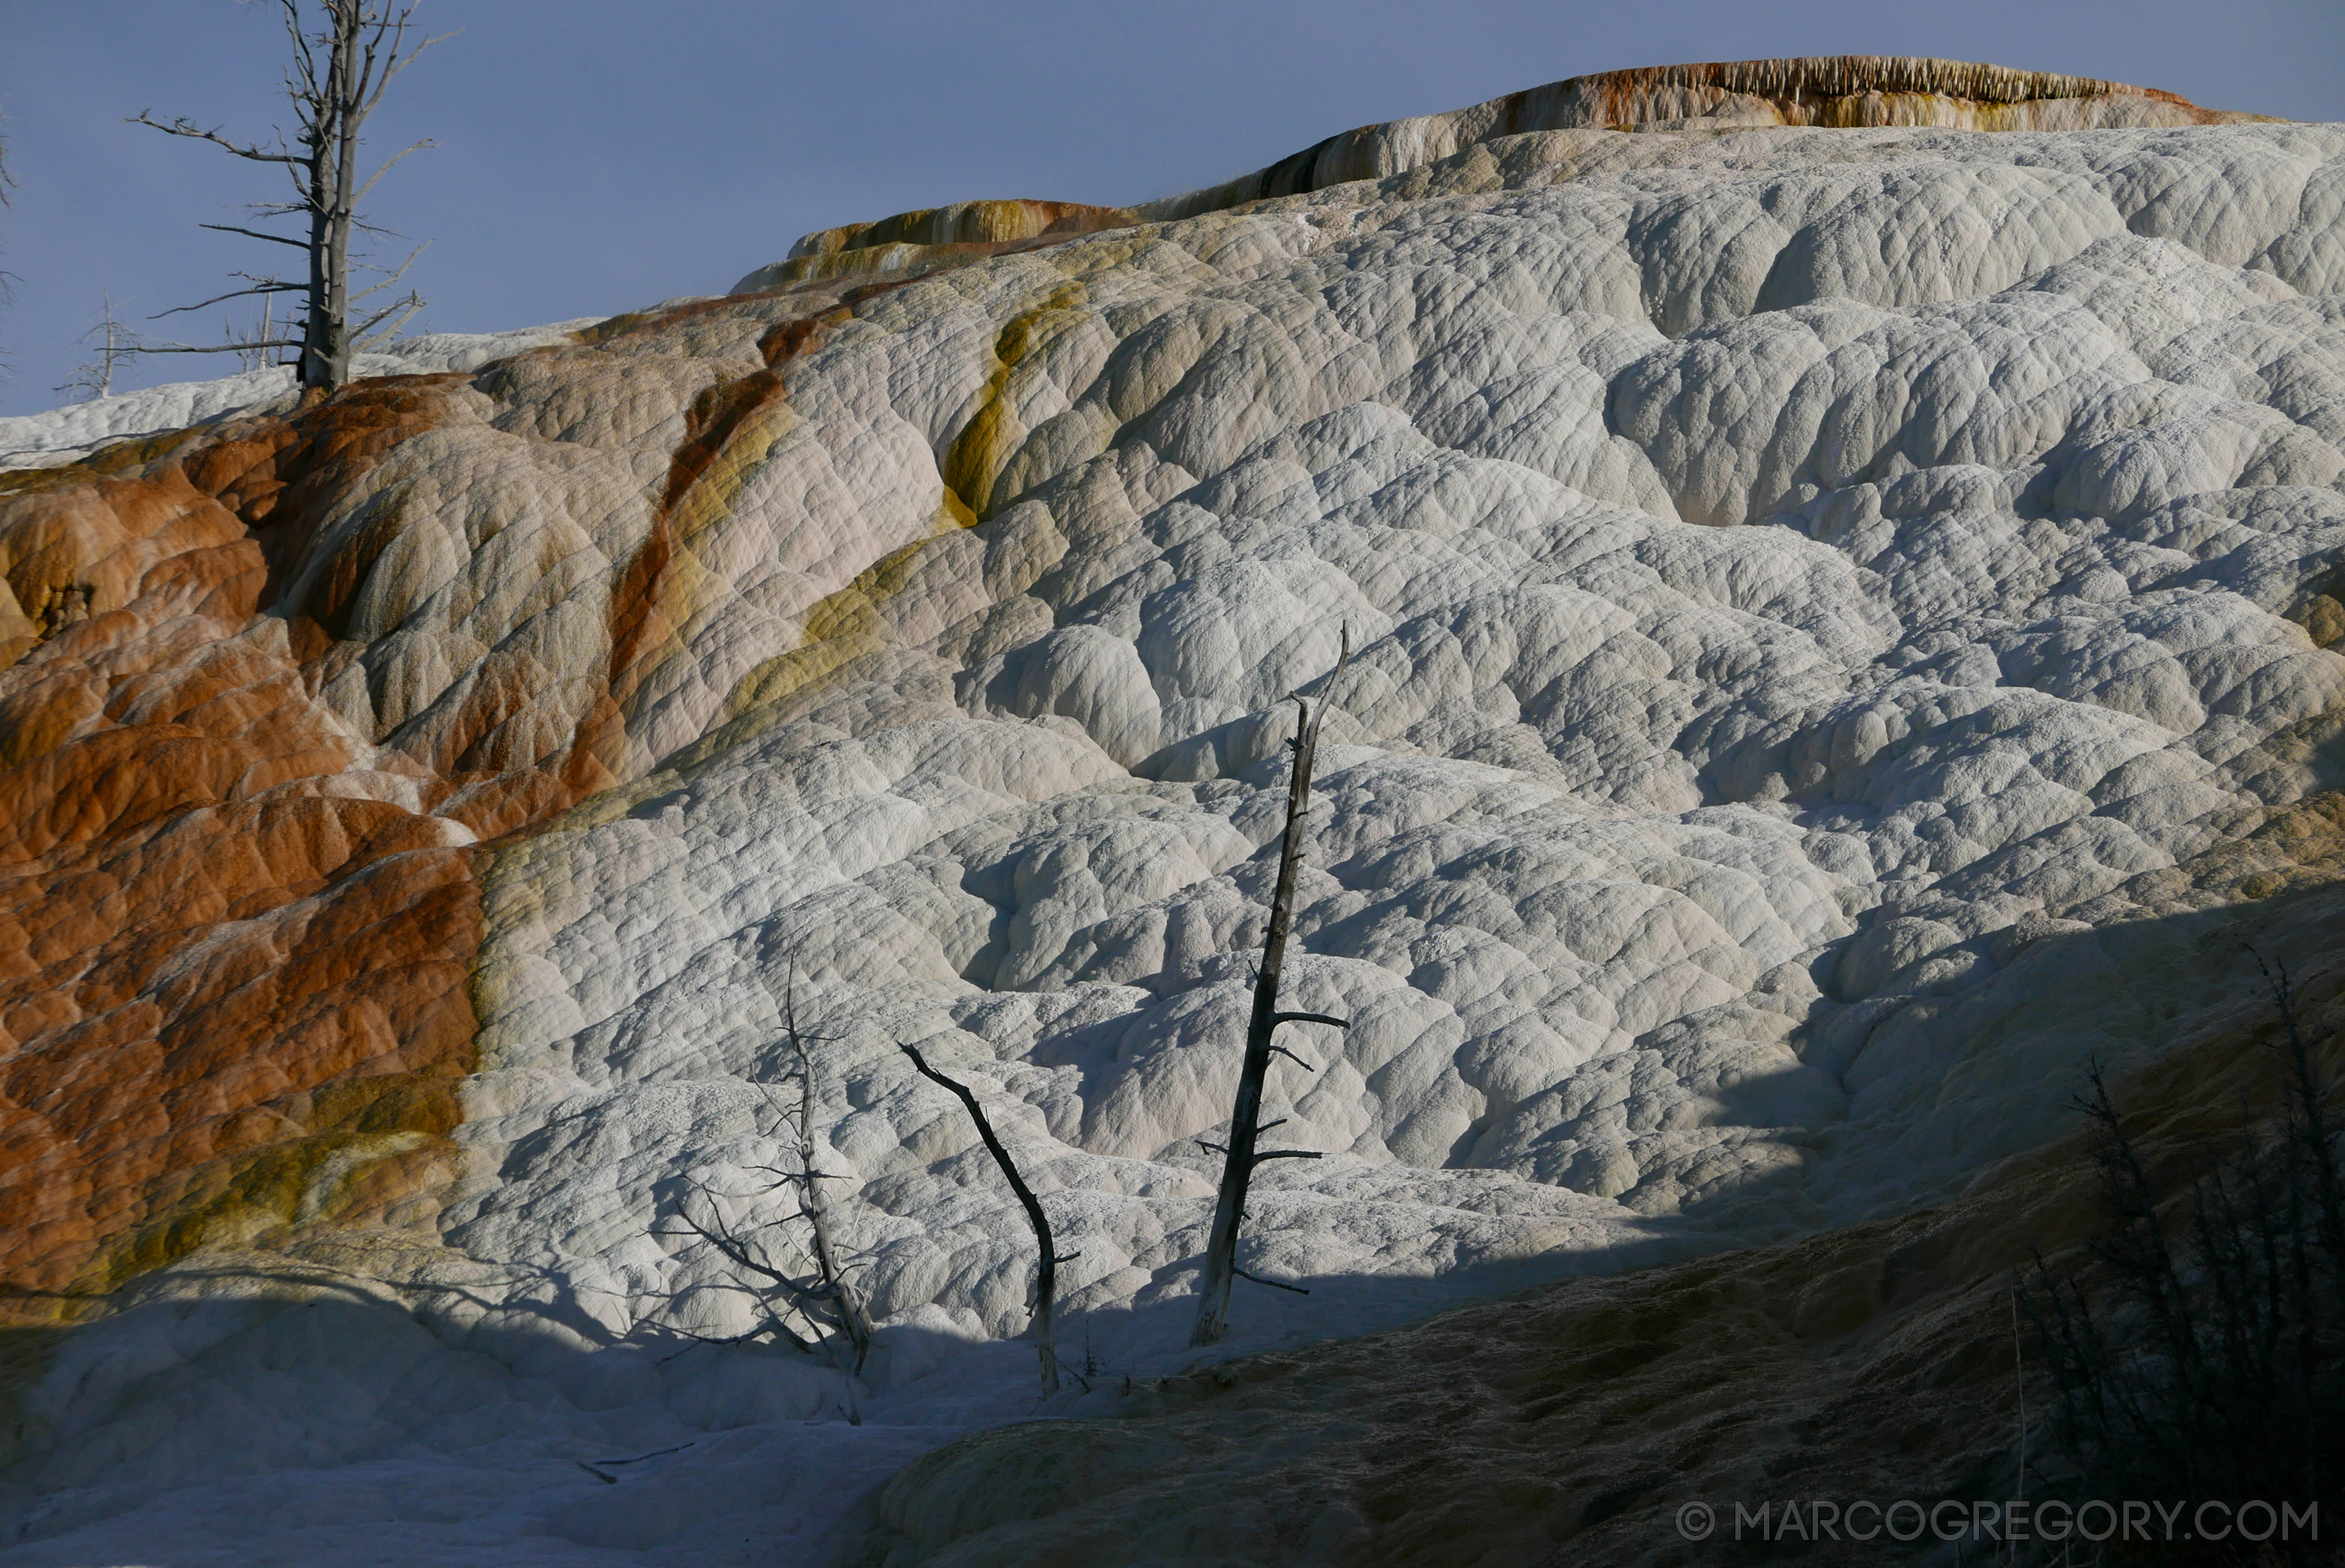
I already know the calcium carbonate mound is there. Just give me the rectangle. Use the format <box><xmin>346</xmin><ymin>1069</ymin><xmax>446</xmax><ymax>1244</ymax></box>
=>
<box><xmin>3</xmin><ymin>56</ymin><xmax>2341</xmax><ymax>1567</ymax></box>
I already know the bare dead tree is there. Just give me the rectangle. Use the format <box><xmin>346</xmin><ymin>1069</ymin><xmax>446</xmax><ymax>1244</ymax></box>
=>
<box><xmin>0</xmin><ymin>119</ymin><xmax>17</xmax><ymax>383</ymax></box>
<box><xmin>655</xmin><ymin>979</ymin><xmax>874</xmax><ymax>1391</ymax></box>
<box><xmin>131</xmin><ymin>1</ymin><xmax>448</xmax><ymax>392</ymax></box>
<box><xmin>1190</xmin><ymin>629</ymin><xmax>1356</xmax><ymax>1347</ymax></box>
<box><xmin>55</xmin><ymin>294</ymin><xmax>139</xmax><ymax>401</ymax></box>
<box><xmin>899</xmin><ymin>1042</ymin><xmax>1076</xmax><ymax>1396</ymax></box>
<box><xmin>769</xmin><ymin>979</ymin><xmax>876</xmax><ymax>1368</ymax></box>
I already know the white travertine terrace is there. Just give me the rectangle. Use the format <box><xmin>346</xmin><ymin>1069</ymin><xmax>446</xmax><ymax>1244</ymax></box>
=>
<box><xmin>459</xmin><ymin>120</ymin><xmax>2345</xmax><ymax>1348</ymax></box>
<box><xmin>6</xmin><ymin>77</ymin><xmax>2343</xmax><ymax>1567</ymax></box>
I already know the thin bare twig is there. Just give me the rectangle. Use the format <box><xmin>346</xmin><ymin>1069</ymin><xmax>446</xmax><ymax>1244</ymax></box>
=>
<box><xmin>135</xmin><ymin>341</ymin><xmax>303</xmax><ymax>356</ymax></box>
<box><xmin>350</xmin><ymin>238</ymin><xmax>429</xmax><ymax>300</ymax></box>
<box><xmin>1231</xmin><ymin>1265</ymin><xmax>1310</xmax><ymax>1296</ymax></box>
<box><xmin>199</xmin><ymin>222</ymin><xmax>309</xmax><ymax>249</ymax></box>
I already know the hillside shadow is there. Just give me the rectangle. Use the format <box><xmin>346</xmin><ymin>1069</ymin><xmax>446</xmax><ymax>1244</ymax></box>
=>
<box><xmin>8</xmin><ymin>876</ymin><xmax>2344</xmax><ymax>1562</ymax></box>
<box><xmin>1754</xmin><ymin>867</ymin><xmax>2345</xmax><ymax>1232</ymax></box>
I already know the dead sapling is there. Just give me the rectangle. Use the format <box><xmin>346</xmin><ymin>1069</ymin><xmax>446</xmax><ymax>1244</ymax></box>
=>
<box><xmin>55</xmin><ymin>293</ymin><xmax>139</xmax><ymax>401</ymax></box>
<box><xmin>655</xmin><ymin>979</ymin><xmax>875</xmax><ymax>1399</ymax></box>
<box><xmin>899</xmin><ymin>1042</ymin><xmax>1079</xmax><ymax>1396</ymax></box>
<box><xmin>1190</xmin><ymin>629</ymin><xmax>1356</xmax><ymax>1347</ymax></box>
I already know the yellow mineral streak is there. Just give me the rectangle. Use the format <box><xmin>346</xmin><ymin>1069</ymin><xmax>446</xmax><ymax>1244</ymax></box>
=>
<box><xmin>942</xmin><ymin>282</ymin><xmax>1091</xmax><ymax>521</ymax></box>
<box><xmin>714</xmin><ymin>523</ymin><xmax>949</xmax><ymax>725</ymax></box>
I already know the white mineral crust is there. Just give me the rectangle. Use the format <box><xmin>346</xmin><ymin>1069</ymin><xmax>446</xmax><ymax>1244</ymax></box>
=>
<box><xmin>455</xmin><ymin>124</ymin><xmax>2345</xmax><ymax>1354</ymax></box>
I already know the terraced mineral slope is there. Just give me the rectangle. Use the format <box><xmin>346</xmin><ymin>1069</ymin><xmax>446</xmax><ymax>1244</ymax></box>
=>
<box><xmin>2</xmin><ymin>52</ymin><xmax>2342</xmax><ymax>1566</ymax></box>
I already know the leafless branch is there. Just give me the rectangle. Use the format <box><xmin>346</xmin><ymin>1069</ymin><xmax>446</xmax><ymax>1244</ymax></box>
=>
<box><xmin>646</xmin><ymin>1324</ymin><xmax>797</xmax><ymax>1365</ymax></box>
<box><xmin>899</xmin><ymin>1041</ymin><xmax>1067</xmax><ymax>1396</ymax></box>
<box><xmin>128</xmin><ymin>110</ymin><xmax>299</xmax><ymax>165</ymax></box>
<box><xmin>146</xmin><ymin>280</ymin><xmax>302</xmax><ymax>319</ymax></box>
<box><xmin>371</xmin><ymin>26</ymin><xmax>459</xmax><ymax>102</ymax></box>
<box><xmin>134</xmin><ymin>339</ymin><xmax>303</xmax><ymax>355</ymax></box>
<box><xmin>595</xmin><ymin>1440</ymin><xmax>695</xmax><ymax>1468</ymax></box>
<box><xmin>1232</xmin><ymin>1265</ymin><xmax>1310</xmax><ymax>1296</ymax></box>
<box><xmin>741</xmin><ymin>1163</ymin><xmax>850</xmax><ymax>1184</ymax></box>
<box><xmin>571</xmin><ymin>1436</ymin><xmax>701</xmax><ymax>1483</ymax></box>
<box><xmin>199</xmin><ymin>222</ymin><xmax>309</xmax><ymax>249</ymax></box>
<box><xmin>351</xmin><ymin>291</ymin><xmax>421</xmax><ymax>347</ymax></box>
<box><xmin>351</xmin><ymin>239</ymin><xmax>429</xmax><ymax>299</ymax></box>
<box><xmin>351</xmin><ymin>138</ymin><xmax>436</xmax><ymax>206</ymax></box>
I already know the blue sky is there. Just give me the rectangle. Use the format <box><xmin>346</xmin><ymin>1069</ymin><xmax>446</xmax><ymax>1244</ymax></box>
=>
<box><xmin>4</xmin><ymin>0</ymin><xmax>2339</xmax><ymax>416</ymax></box>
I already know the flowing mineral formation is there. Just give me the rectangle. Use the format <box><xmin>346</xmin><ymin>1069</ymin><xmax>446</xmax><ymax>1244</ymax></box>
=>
<box><xmin>0</xmin><ymin>54</ymin><xmax>2341</xmax><ymax>1565</ymax></box>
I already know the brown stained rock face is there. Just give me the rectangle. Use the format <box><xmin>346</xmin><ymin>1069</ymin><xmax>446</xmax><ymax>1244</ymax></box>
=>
<box><xmin>761</xmin><ymin>202</ymin><xmax>1144</xmax><ymax>286</ymax></box>
<box><xmin>0</xmin><ymin>288</ymin><xmax>908</xmax><ymax>1309</ymax></box>
<box><xmin>0</xmin><ymin>385</ymin><xmax>502</xmax><ymax>1310</ymax></box>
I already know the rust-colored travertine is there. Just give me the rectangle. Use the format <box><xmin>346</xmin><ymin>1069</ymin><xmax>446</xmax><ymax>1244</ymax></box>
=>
<box><xmin>1195</xmin><ymin>54</ymin><xmax>2265</xmax><ymax>212</ymax></box>
<box><xmin>0</xmin><ymin>288</ymin><xmax>910</xmax><ymax>1309</ymax></box>
<box><xmin>0</xmin><ymin>383</ymin><xmax>510</xmax><ymax>1309</ymax></box>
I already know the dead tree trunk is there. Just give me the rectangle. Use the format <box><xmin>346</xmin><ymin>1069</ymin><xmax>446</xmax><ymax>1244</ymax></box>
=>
<box><xmin>306</xmin><ymin>6</ymin><xmax>360</xmax><ymax>391</ymax></box>
<box><xmin>900</xmin><ymin>1043</ymin><xmax>1074</xmax><ymax>1396</ymax></box>
<box><xmin>132</xmin><ymin>1</ymin><xmax>442</xmax><ymax>392</ymax></box>
<box><xmin>1190</xmin><ymin>631</ymin><xmax>1355</xmax><ymax>1347</ymax></box>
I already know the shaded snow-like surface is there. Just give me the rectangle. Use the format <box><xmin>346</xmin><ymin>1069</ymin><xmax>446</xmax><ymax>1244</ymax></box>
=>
<box><xmin>8</xmin><ymin>119</ymin><xmax>2345</xmax><ymax>1563</ymax></box>
<box><xmin>0</xmin><ymin>322</ymin><xmax>601</xmax><ymax>470</ymax></box>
